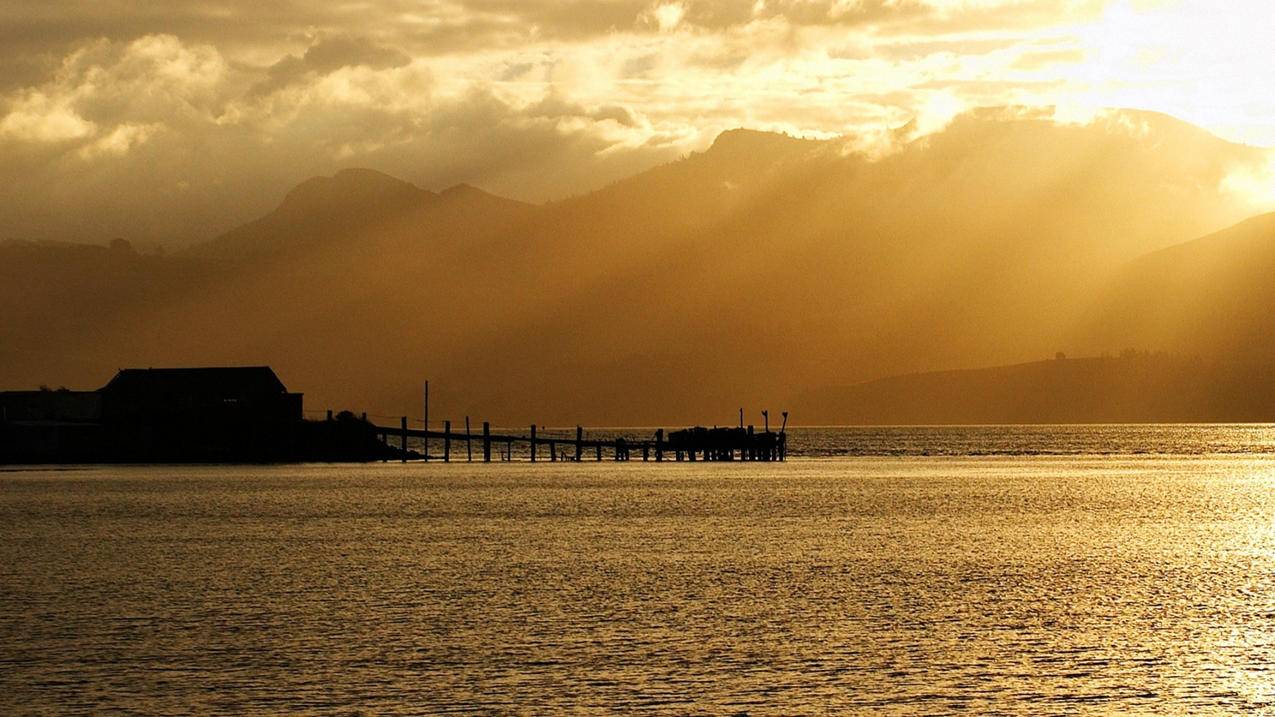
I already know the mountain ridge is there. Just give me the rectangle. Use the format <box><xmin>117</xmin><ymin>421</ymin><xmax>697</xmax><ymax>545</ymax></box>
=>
<box><xmin>5</xmin><ymin>108</ymin><xmax>1275</xmax><ymax>424</ymax></box>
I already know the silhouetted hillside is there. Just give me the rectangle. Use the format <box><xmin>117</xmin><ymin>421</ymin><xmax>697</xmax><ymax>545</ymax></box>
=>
<box><xmin>1081</xmin><ymin>213</ymin><xmax>1275</xmax><ymax>363</ymax></box>
<box><xmin>796</xmin><ymin>354</ymin><xmax>1275</xmax><ymax>425</ymax></box>
<box><xmin>2</xmin><ymin>109</ymin><xmax>1273</xmax><ymax>424</ymax></box>
<box><xmin>187</xmin><ymin>169</ymin><xmax>534</xmax><ymax>262</ymax></box>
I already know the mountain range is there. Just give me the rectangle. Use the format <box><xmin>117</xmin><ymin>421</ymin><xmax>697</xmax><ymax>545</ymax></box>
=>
<box><xmin>5</xmin><ymin>107</ymin><xmax>1275</xmax><ymax>425</ymax></box>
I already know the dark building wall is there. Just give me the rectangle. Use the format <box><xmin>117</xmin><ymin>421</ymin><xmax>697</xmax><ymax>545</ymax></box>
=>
<box><xmin>92</xmin><ymin>367</ymin><xmax>305</xmax><ymax>461</ymax></box>
<box><xmin>0</xmin><ymin>391</ymin><xmax>101</xmax><ymax>423</ymax></box>
<box><xmin>98</xmin><ymin>368</ymin><xmax>302</xmax><ymax>426</ymax></box>
<box><xmin>1</xmin><ymin>367</ymin><xmax>397</xmax><ymax>463</ymax></box>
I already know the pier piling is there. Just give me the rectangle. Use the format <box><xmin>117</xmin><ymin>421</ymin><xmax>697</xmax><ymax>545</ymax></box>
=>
<box><xmin>482</xmin><ymin>421</ymin><xmax>491</xmax><ymax>462</ymax></box>
<box><xmin>422</xmin><ymin>381</ymin><xmax>429</xmax><ymax>462</ymax></box>
<box><xmin>370</xmin><ymin>413</ymin><xmax>787</xmax><ymax>465</ymax></box>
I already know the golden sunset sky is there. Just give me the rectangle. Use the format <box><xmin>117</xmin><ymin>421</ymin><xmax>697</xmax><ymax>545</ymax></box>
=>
<box><xmin>1</xmin><ymin>0</ymin><xmax>1272</xmax><ymax>242</ymax></box>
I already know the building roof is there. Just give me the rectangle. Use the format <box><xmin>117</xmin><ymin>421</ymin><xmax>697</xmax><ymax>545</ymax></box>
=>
<box><xmin>100</xmin><ymin>367</ymin><xmax>289</xmax><ymax>395</ymax></box>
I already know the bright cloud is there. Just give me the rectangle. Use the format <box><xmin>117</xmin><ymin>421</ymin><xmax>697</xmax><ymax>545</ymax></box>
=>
<box><xmin>0</xmin><ymin>0</ymin><xmax>1272</xmax><ymax>243</ymax></box>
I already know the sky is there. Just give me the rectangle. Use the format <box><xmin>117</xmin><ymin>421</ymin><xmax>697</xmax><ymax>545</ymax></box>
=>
<box><xmin>1</xmin><ymin>0</ymin><xmax>1273</xmax><ymax>244</ymax></box>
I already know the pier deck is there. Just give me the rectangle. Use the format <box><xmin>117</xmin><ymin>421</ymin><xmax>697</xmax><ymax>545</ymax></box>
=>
<box><xmin>370</xmin><ymin>422</ymin><xmax>787</xmax><ymax>463</ymax></box>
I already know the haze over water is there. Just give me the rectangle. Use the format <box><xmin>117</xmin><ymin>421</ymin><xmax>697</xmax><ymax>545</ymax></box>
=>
<box><xmin>4</xmin><ymin>426</ymin><xmax>1275</xmax><ymax>714</ymax></box>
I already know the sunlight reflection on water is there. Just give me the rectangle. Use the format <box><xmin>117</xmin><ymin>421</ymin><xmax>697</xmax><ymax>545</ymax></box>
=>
<box><xmin>3</xmin><ymin>441</ymin><xmax>1275</xmax><ymax>713</ymax></box>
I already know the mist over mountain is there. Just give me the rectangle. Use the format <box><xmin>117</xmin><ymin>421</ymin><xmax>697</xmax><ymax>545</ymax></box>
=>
<box><xmin>3</xmin><ymin>108</ymin><xmax>1274</xmax><ymax>425</ymax></box>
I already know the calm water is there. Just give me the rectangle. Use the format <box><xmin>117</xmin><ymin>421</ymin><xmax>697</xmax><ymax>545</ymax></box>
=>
<box><xmin>4</xmin><ymin>426</ymin><xmax>1275</xmax><ymax>714</ymax></box>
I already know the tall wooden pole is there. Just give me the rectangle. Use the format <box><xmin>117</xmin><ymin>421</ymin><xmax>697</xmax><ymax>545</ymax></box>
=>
<box><xmin>444</xmin><ymin>420</ymin><xmax>451</xmax><ymax>462</ymax></box>
<box><xmin>530</xmin><ymin>425</ymin><xmax>537</xmax><ymax>462</ymax></box>
<box><xmin>482</xmin><ymin>421</ymin><xmax>491</xmax><ymax>462</ymax></box>
<box><xmin>400</xmin><ymin>416</ymin><xmax>408</xmax><ymax>463</ymax></box>
<box><xmin>465</xmin><ymin>416</ymin><xmax>473</xmax><ymax>462</ymax></box>
<box><xmin>422</xmin><ymin>381</ymin><xmax>430</xmax><ymax>462</ymax></box>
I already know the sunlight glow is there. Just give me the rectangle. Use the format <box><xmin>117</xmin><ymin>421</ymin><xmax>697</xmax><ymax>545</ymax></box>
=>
<box><xmin>1060</xmin><ymin>0</ymin><xmax>1275</xmax><ymax>147</ymax></box>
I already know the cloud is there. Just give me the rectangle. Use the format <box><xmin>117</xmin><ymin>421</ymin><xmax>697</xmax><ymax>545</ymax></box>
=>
<box><xmin>526</xmin><ymin>94</ymin><xmax>641</xmax><ymax>128</ymax></box>
<box><xmin>0</xmin><ymin>90</ymin><xmax>94</xmax><ymax>143</ymax></box>
<box><xmin>77</xmin><ymin>122</ymin><xmax>160</xmax><ymax>159</ymax></box>
<box><xmin>647</xmin><ymin>2</ymin><xmax>688</xmax><ymax>33</ymax></box>
<box><xmin>0</xmin><ymin>33</ymin><xmax>679</xmax><ymax>244</ymax></box>
<box><xmin>254</xmin><ymin>35</ymin><xmax>412</xmax><ymax>95</ymax></box>
<box><xmin>1</xmin><ymin>0</ymin><xmax>1274</xmax><ymax>243</ymax></box>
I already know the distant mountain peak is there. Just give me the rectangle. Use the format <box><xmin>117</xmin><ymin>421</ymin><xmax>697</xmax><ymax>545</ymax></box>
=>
<box><xmin>271</xmin><ymin>168</ymin><xmax>432</xmax><ymax>221</ymax></box>
<box><xmin>440</xmin><ymin>183</ymin><xmax>494</xmax><ymax>200</ymax></box>
<box><xmin>332</xmin><ymin>167</ymin><xmax>417</xmax><ymax>186</ymax></box>
<box><xmin>440</xmin><ymin>182</ymin><xmax>532</xmax><ymax>211</ymax></box>
<box><xmin>288</xmin><ymin>167</ymin><xmax>423</xmax><ymax>199</ymax></box>
<box><xmin>706</xmin><ymin>128</ymin><xmax>821</xmax><ymax>157</ymax></box>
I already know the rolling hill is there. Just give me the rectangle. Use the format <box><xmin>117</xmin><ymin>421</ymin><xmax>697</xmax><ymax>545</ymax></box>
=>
<box><xmin>795</xmin><ymin>354</ymin><xmax>1275</xmax><ymax>425</ymax></box>
<box><xmin>1081</xmin><ymin>212</ymin><xmax>1275</xmax><ymax>363</ymax></box>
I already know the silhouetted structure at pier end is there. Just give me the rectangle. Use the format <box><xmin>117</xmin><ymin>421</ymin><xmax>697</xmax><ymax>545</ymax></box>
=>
<box><xmin>0</xmin><ymin>367</ymin><xmax>398</xmax><ymax>464</ymax></box>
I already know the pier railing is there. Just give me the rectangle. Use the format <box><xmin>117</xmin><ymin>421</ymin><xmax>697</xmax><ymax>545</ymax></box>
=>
<box><xmin>368</xmin><ymin>422</ymin><xmax>786</xmax><ymax>463</ymax></box>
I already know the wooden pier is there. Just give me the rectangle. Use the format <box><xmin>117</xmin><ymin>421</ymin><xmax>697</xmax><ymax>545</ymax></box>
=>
<box><xmin>370</xmin><ymin>420</ymin><xmax>787</xmax><ymax>463</ymax></box>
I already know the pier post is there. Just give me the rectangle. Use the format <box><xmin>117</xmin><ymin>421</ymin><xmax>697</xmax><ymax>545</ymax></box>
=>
<box><xmin>596</xmin><ymin>443</ymin><xmax>602</xmax><ymax>461</ymax></box>
<box><xmin>655</xmin><ymin>429</ymin><xmax>664</xmax><ymax>461</ymax></box>
<box><xmin>550</xmin><ymin>440</ymin><xmax>557</xmax><ymax>462</ymax></box>
<box><xmin>465</xmin><ymin>416</ymin><xmax>472</xmax><ymax>462</ymax></box>
<box><xmin>642</xmin><ymin>444</ymin><xmax>649</xmax><ymax>461</ymax></box>
<box><xmin>482</xmin><ymin>421</ymin><xmax>491</xmax><ymax>463</ymax></box>
<box><xmin>401</xmin><ymin>416</ymin><xmax>408</xmax><ymax>463</ymax></box>
<box><xmin>530</xmin><ymin>425</ymin><xmax>537</xmax><ymax>462</ymax></box>
<box><xmin>747</xmin><ymin>425</ymin><xmax>755</xmax><ymax>461</ymax></box>
<box><xmin>444</xmin><ymin>420</ymin><xmax>451</xmax><ymax>462</ymax></box>
<box><xmin>423</xmin><ymin>381</ymin><xmax>430</xmax><ymax>462</ymax></box>
<box><xmin>575</xmin><ymin>426</ymin><xmax>583</xmax><ymax>462</ymax></box>
<box><xmin>614</xmin><ymin>438</ymin><xmax>622</xmax><ymax>461</ymax></box>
